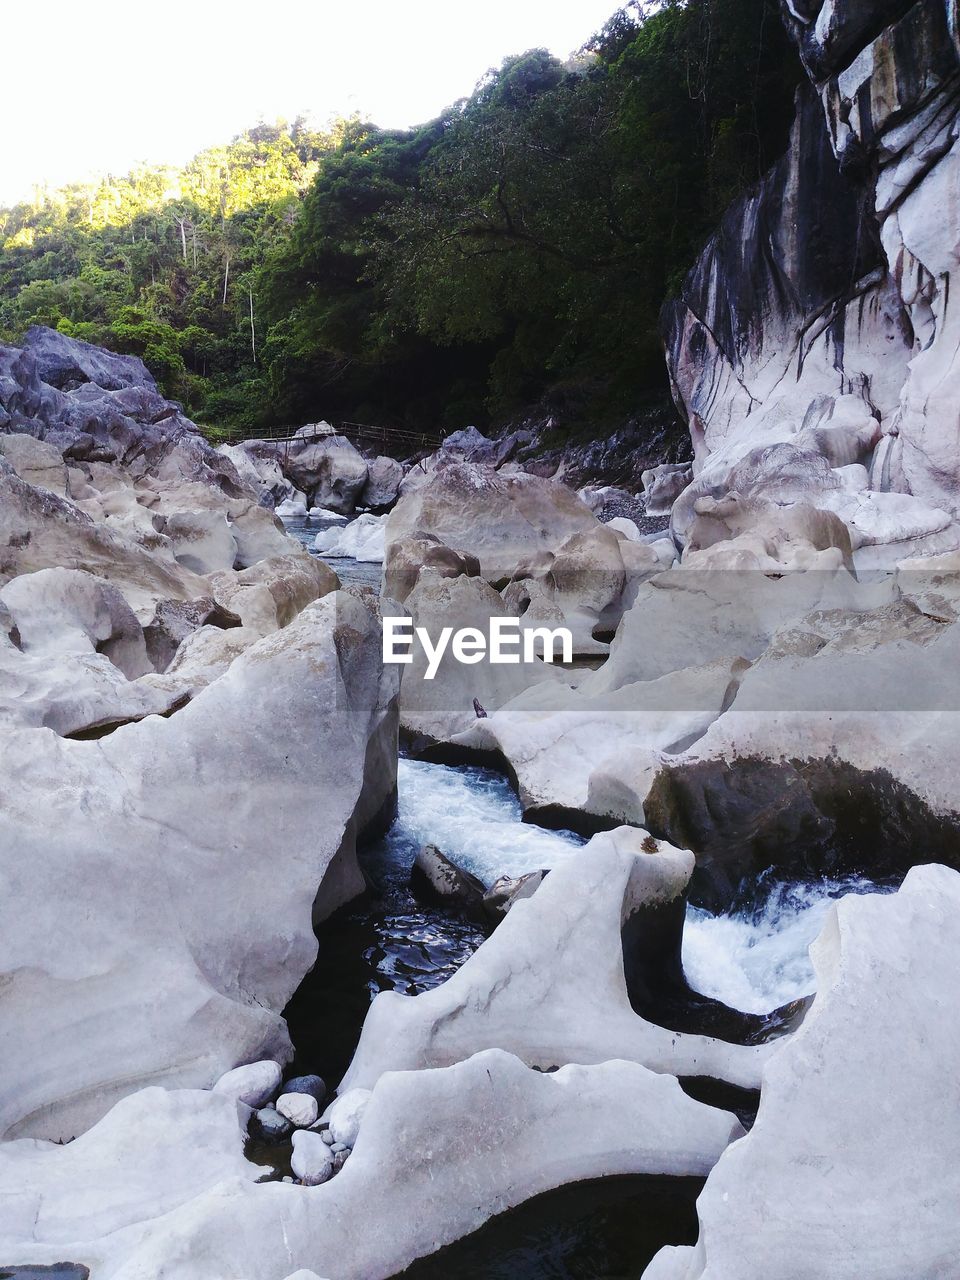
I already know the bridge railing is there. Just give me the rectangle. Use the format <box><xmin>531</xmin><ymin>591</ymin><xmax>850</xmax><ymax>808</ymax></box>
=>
<box><xmin>221</xmin><ymin>419</ymin><xmax>446</xmax><ymax>454</ymax></box>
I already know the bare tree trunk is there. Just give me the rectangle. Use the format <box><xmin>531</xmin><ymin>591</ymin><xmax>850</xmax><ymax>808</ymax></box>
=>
<box><xmin>178</xmin><ymin>218</ymin><xmax>187</xmax><ymax>264</ymax></box>
<box><xmin>192</xmin><ymin>225</ymin><xmax>198</xmax><ymax>270</ymax></box>
<box><xmin>249</xmin><ymin>287</ymin><xmax>257</xmax><ymax>363</ymax></box>
<box><xmin>222</xmin><ymin>254</ymin><xmax>230</xmax><ymax>306</ymax></box>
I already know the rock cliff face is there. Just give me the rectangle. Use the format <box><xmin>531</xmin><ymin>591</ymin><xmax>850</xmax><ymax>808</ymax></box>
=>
<box><xmin>663</xmin><ymin>0</ymin><xmax>960</xmax><ymax>567</ymax></box>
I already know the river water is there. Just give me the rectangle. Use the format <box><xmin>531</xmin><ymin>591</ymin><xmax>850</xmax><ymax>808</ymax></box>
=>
<box><xmin>281</xmin><ymin>515</ymin><xmax>890</xmax><ymax>1278</ymax></box>
<box><xmin>284</xmin><ymin>513</ymin><xmax>888</xmax><ymax>1025</ymax></box>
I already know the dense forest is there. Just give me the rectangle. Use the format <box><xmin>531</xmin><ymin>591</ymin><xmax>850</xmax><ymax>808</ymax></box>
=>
<box><xmin>0</xmin><ymin>0</ymin><xmax>801</xmax><ymax>436</ymax></box>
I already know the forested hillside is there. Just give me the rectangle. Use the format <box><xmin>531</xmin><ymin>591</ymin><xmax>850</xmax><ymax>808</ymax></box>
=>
<box><xmin>0</xmin><ymin>0</ymin><xmax>801</xmax><ymax>435</ymax></box>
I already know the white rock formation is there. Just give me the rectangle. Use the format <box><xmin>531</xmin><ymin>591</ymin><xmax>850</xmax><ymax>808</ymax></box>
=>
<box><xmin>0</xmin><ymin>1087</ymin><xmax>259</xmax><ymax>1250</ymax></box>
<box><xmin>0</xmin><ymin>1050</ymin><xmax>741</xmax><ymax>1279</ymax></box>
<box><xmin>662</xmin><ymin>2</ymin><xmax>960</xmax><ymax>568</ymax></box>
<box><xmin>386</xmin><ymin>461</ymin><xmax>600</xmax><ymax>581</ymax></box>
<box><xmin>453</xmin><ymin>654</ymin><xmax>745</xmax><ymax>824</ymax></box>
<box><xmin>339</xmin><ymin>828</ymin><xmax>770</xmax><ymax>1095</ymax></box>
<box><xmin>0</xmin><ymin>591</ymin><xmax>399</xmax><ymax>1141</ymax></box>
<box><xmin>504</xmin><ymin>523</ymin><xmax>662</xmax><ymax>656</ymax></box>
<box><xmin>644</xmin><ymin>864</ymin><xmax>960</xmax><ymax>1279</ymax></box>
<box><xmin>397</xmin><ymin>572</ymin><xmax>560</xmax><ymax>743</ymax></box>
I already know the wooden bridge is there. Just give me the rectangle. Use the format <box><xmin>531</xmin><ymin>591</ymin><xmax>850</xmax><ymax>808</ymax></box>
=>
<box><xmin>226</xmin><ymin>420</ymin><xmax>446</xmax><ymax>457</ymax></box>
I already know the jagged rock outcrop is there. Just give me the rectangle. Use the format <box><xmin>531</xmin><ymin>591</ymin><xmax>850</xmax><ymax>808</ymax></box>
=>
<box><xmin>662</xmin><ymin>0</ymin><xmax>960</xmax><ymax>567</ymax></box>
<box><xmin>1</xmin><ymin>328</ymin><xmax>245</xmax><ymax>495</ymax></box>
<box><xmin>229</xmin><ymin>426</ymin><xmax>370</xmax><ymax>515</ymax></box>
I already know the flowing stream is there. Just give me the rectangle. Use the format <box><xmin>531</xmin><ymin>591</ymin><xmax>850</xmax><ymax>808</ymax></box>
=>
<box><xmin>285</xmin><ymin>525</ymin><xmax>893</xmax><ymax>1278</ymax></box>
<box><xmin>288</xmin><ymin>755</ymin><xmax>887</xmax><ymax>1078</ymax></box>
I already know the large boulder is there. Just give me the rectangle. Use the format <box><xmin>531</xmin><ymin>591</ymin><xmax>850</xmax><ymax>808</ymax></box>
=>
<box><xmin>207</xmin><ymin>554</ymin><xmax>338</xmax><ymax>634</ymax></box>
<box><xmin>1</xmin><ymin>567</ymin><xmax>151</xmax><ymax>679</ymax></box>
<box><xmin>160</xmin><ymin>510</ymin><xmax>238</xmax><ymax>575</ymax></box>
<box><xmin>0</xmin><ymin>461</ymin><xmax>209</xmax><ymax>620</ymax></box>
<box><xmin>396</xmin><ymin>571</ymin><xmax>560</xmax><ymax>745</ymax></box>
<box><xmin>218</xmin><ymin>443</ymin><xmax>292</xmax><ymax>507</ymax></box>
<box><xmin>504</xmin><ymin>523</ymin><xmax>662</xmax><ymax>655</ymax></box>
<box><xmin>359</xmin><ymin>455</ymin><xmax>404</xmax><ymax>511</ymax></box>
<box><xmin>645</xmin><ymin>864</ymin><xmax>960</xmax><ymax>1280</ymax></box>
<box><xmin>1</xmin><ymin>329</ymin><xmax>247</xmax><ymax>489</ymax></box>
<box><xmin>642</xmin><ymin>463</ymin><xmax>692</xmax><ymax>517</ymax></box>
<box><xmin>281</xmin><ymin>431</ymin><xmax>369</xmax><ymax>515</ymax></box>
<box><xmin>0</xmin><ymin>433</ymin><xmax>68</xmax><ymax>495</ymax></box>
<box><xmin>386</xmin><ymin>462</ymin><xmax>600</xmax><ymax>582</ymax></box>
<box><xmin>643</xmin><ymin>578</ymin><xmax>960</xmax><ymax>897</ymax></box>
<box><xmin>22</xmin><ymin>326</ymin><xmax>158</xmax><ymax>393</ymax></box>
<box><xmin>0</xmin><ymin>591</ymin><xmax>399</xmax><ymax>1141</ymax></box>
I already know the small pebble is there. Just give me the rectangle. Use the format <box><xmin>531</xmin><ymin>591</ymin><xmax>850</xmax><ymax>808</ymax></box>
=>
<box><xmin>331</xmin><ymin>1142</ymin><xmax>349</xmax><ymax>1154</ymax></box>
<box><xmin>320</xmin><ymin>1130</ymin><xmax>335</xmax><ymax>1145</ymax></box>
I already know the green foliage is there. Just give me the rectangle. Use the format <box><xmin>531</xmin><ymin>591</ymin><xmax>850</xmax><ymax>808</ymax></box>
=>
<box><xmin>260</xmin><ymin>0</ymin><xmax>801</xmax><ymax>430</ymax></box>
<box><xmin>0</xmin><ymin>1</ymin><xmax>801</xmax><ymax>433</ymax></box>
<box><xmin>0</xmin><ymin>119</ymin><xmax>336</xmax><ymax>411</ymax></box>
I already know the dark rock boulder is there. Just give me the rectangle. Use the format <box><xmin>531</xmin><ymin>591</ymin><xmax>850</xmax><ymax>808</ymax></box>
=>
<box><xmin>282</xmin><ymin>1073</ymin><xmax>327</xmax><ymax>1105</ymax></box>
<box><xmin>0</xmin><ymin>329</ymin><xmax>249</xmax><ymax>498</ymax></box>
<box><xmin>23</xmin><ymin>326</ymin><xmax>158</xmax><ymax>393</ymax></box>
<box><xmin>410</xmin><ymin>844</ymin><xmax>486</xmax><ymax>909</ymax></box>
<box><xmin>143</xmin><ymin>597</ymin><xmax>243</xmax><ymax>673</ymax></box>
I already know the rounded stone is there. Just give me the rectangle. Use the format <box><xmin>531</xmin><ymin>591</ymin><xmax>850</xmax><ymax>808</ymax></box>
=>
<box><xmin>326</xmin><ymin>1087</ymin><xmax>372</xmax><ymax>1147</ymax></box>
<box><xmin>212</xmin><ymin>1060</ymin><xmax>282</xmax><ymax>1110</ymax></box>
<box><xmin>276</xmin><ymin>1092</ymin><xmax>319</xmax><ymax>1128</ymax></box>
<box><xmin>291</xmin><ymin>1129</ymin><xmax>335</xmax><ymax>1186</ymax></box>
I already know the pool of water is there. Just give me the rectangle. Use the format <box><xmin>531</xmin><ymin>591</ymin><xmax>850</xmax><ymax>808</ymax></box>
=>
<box><xmin>394</xmin><ymin>1173</ymin><xmax>704</xmax><ymax>1280</ymax></box>
<box><xmin>285</xmin><ymin>761</ymin><xmax>584</xmax><ymax>1084</ymax></box>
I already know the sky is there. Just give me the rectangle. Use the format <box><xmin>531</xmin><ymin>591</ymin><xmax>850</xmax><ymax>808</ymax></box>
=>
<box><xmin>2</xmin><ymin>0</ymin><xmax>622</xmax><ymax>205</ymax></box>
